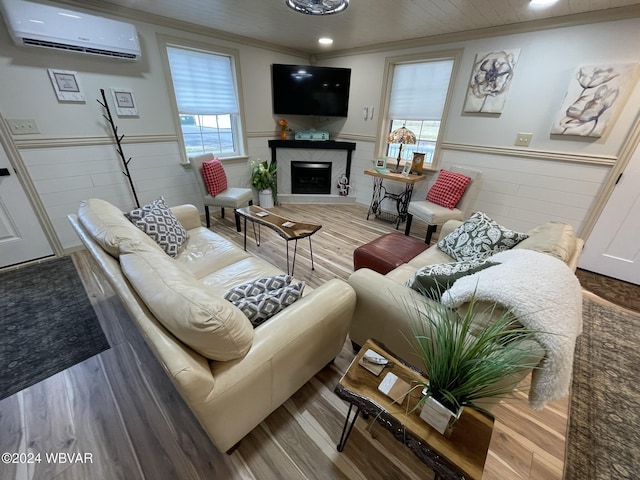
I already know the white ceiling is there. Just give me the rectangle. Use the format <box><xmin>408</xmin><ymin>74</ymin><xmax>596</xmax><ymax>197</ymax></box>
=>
<box><xmin>63</xmin><ymin>0</ymin><xmax>640</xmax><ymax>55</ymax></box>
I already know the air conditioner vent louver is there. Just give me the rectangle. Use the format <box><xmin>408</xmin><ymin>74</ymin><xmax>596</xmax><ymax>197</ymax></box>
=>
<box><xmin>22</xmin><ymin>38</ymin><xmax>138</xmax><ymax>60</ymax></box>
<box><xmin>0</xmin><ymin>0</ymin><xmax>141</xmax><ymax>61</ymax></box>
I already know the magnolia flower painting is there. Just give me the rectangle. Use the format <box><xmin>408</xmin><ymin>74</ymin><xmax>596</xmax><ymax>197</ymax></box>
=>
<box><xmin>551</xmin><ymin>64</ymin><xmax>638</xmax><ymax>137</ymax></box>
<box><xmin>464</xmin><ymin>49</ymin><xmax>521</xmax><ymax>113</ymax></box>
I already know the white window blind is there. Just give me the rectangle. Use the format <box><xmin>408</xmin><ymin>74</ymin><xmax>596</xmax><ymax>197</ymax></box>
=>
<box><xmin>167</xmin><ymin>46</ymin><xmax>239</xmax><ymax>115</ymax></box>
<box><xmin>389</xmin><ymin>60</ymin><xmax>454</xmax><ymax>121</ymax></box>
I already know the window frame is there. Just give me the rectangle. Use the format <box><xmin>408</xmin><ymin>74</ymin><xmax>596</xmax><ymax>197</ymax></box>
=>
<box><xmin>158</xmin><ymin>34</ymin><xmax>248</xmax><ymax>164</ymax></box>
<box><xmin>376</xmin><ymin>49</ymin><xmax>462</xmax><ymax>172</ymax></box>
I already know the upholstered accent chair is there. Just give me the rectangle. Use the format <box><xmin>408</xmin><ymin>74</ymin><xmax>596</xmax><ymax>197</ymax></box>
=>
<box><xmin>189</xmin><ymin>153</ymin><xmax>253</xmax><ymax>231</ymax></box>
<box><xmin>404</xmin><ymin>165</ymin><xmax>482</xmax><ymax>244</ymax></box>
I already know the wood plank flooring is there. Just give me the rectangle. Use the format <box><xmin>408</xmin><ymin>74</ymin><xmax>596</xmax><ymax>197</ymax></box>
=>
<box><xmin>1</xmin><ymin>203</ymin><xmax>570</xmax><ymax>480</ymax></box>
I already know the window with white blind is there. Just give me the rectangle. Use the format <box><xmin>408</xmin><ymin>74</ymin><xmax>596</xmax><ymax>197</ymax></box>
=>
<box><xmin>381</xmin><ymin>52</ymin><xmax>460</xmax><ymax>169</ymax></box>
<box><xmin>164</xmin><ymin>42</ymin><xmax>244</xmax><ymax>159</ymax></box>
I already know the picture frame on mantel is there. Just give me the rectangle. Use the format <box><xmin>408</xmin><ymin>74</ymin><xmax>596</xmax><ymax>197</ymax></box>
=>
<box><xmin>48</xmin><ymin>69</ymin><xmax>85</xmax><ymax>102</ymax></box>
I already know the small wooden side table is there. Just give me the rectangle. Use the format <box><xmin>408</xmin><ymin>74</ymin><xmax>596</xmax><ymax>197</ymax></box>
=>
<box><xmin>364</xmin><ymin>169</ymin><xmax>427</xmax><ymax>228</ymax></box>
<box><xmin>334</xmin><ymin>339</ymin><xmax>494</xmax><ymax>480</ymax></box>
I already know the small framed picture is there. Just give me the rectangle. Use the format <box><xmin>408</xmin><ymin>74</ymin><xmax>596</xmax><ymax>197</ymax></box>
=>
<box><xmin>111</xmin><ymin>88</ymin><xmax>138</xmax><ymax>116</ymax></box>
<box><xmin>401</xmin><ymin>161</ymin><xmax>412</xmax><ymax>176</ymax></box>
<box><xmin>411</xmin><ymin>152</ymin><xmax>426</xmax><ymax>175</ymax></box>
<box><xmin>375</xmin><ymin>158</ymin><xmax>387</xmax><ymax>169</ymax></box>
<box><xmin>48</xmin><ymin>69</ymin><xmax>85</xmax><ymax>102</ymax></box>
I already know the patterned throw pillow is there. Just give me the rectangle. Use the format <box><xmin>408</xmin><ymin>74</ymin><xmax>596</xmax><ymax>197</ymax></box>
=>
<box><xmin>125</xmin><ymin>197</ymin><xmax>189</xmax><ymax>257</ymax></box>
<box><xmin>426</xmin><ymin>169</ymin><xmax>471</xmax><ymax>209</ymax></box>
<box><xmin>232</xmin><ymin>282</ymin><xmax>305</xmax><ymax>327</ymax></box>
<box><xmin>223</xmin><ymin>275</ymin><xmax>292</xmax><ymax>302</ymax></box>
<box><xmin>201</xmin><ymin>159</ymin><xmax>228</xmax><ymax>196</ymax></box>
<box><xmin>437</xmin><ymin>212</ymin><xmax>528</xmax><ymax>261</ymax></box>
<box><xmin>406</xmin><ymin>259</ymin><xmax>498</xmax><ymax>300</ymax></box>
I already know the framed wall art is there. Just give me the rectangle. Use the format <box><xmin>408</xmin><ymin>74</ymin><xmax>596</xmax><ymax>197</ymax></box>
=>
<box><xmin>110</xmin><ymin>88</ymin><xmax>138</xmax><ymax>116</ymax></box>
<box><xmin>550</xmin><ymin>63</ymin><xmax>638</xmax><ymax>137</ymax></box>
<box><xmin>464</xmin><ymin>49</ymin><xmax>520</xmax><ymax>114</ymax></box>
<box><xmin>48</xmin><ymin>69</ymin><xmax>85</xmax><ymax>102</ymax></box>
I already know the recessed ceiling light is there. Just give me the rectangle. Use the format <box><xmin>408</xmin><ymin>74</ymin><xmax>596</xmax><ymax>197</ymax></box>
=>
<box><xmin>318</xmin><ymin>37</ymin><xmax>333</xmax><ymax>45</ymax></box>
<box><xmin>530</xmin><ymin>0</ymin><xmax>559</xmax><ymax>7</ymax></box>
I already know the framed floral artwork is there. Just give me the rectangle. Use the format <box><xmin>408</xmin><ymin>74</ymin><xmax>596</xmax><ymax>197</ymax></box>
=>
<box><xmin>550</xmin><ymin>63</ymin><xmax>638</xmax><ymax>137</ymax></box>
<box><xmin>464</xmin><ymin>49</ymin><xmax>520</xmax><ymax>114</ymax></box>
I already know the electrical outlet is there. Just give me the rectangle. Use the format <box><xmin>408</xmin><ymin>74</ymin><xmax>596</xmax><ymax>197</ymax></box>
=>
<box><xmin>7</xmin><ymin>119</ymin><xmax>40</xmax><ymax>135</ymax></box>
<box><xmin>515</xmin><ymin>133</ymin><xmax>532</xmax><ymax>147</ymax></box>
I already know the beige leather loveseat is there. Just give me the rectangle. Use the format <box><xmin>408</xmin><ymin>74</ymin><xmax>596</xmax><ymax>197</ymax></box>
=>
<box><xmin>69</xmin><ymin>198</ymin><xmax>356</xmax><ymax>452</ymax></box>
<box><xmin>348</xmin><ymin>219</ymin><xmax>584</xmax><ymax>410</ymax></box>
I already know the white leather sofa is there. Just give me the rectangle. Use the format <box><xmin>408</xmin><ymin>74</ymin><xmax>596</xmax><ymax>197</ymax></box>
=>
<box><xmin>348</xmin><ymin>219</ymin><xmax>584</xmax><ymax>410</ymax></box>
<box><xmin>68</xmin><ymin>198</ymin><xmax>356</xmax><ymax>452</ymax></box>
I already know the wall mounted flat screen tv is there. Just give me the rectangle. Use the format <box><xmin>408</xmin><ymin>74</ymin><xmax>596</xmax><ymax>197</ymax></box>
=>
<box><xmin>272</xmin><ymin>64</ymin><xmax>351</xmax><ymax>117</ymax></box>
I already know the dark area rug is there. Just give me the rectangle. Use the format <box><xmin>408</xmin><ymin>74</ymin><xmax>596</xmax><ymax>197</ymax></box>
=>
<box><xmin>0</xmin><ymin>257</ymin><xmax>110</xmax><ymax>400</ymax></box>
<box><xmin>564</xmin><ymin>294</ymin><xmax>640</xmax><ymax>479</ymax></box>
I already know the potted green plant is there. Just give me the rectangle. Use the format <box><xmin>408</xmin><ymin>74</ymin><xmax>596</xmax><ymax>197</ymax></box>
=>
<box><xmin>405</xmin><ymin>293</ymin><xmax>542</xmax><ymax>436</ymax></box>
<box><xmin>249</xmin><ymin>158</ymin><xmax>278</xmax><ymax>208</ymax></box>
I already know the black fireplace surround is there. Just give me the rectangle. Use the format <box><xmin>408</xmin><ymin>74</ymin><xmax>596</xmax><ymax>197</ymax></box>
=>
<box><xmin>291</xmin><ymin>161</ymin><xmax>332</xmax><ymax>194</ymax></box>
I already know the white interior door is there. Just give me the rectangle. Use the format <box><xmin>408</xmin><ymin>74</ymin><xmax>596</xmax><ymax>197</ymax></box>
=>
<box><xmin>579</xmin><ymin>141</ymin><xmax>640</xmax><ymax>285</ymax></box>
<box><xmin>0</xmin><ymin>142</ymin><xmax>54</xmax><ymax>268</ymax></box>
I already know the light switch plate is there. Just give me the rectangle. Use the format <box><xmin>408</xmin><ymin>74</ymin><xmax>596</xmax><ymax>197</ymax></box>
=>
<box><xmin>515</xmin><ymin>132</ymin><xmax>532</xmax><ymax>147</ymax></box>
<box><xmin>7</xmin><ymin>119</ymin><xmax>39</xmax><ymax>135</ymax></box>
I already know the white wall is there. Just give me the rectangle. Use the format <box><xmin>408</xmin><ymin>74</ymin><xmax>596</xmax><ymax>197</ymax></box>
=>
<box><xmin>319</xmin><ymin>17</ymin><xmax>640</xmax><ymax>235</ymax></box>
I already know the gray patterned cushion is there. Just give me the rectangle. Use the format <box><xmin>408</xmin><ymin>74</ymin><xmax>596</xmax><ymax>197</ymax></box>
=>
<box><xmin>125</xmin><ymin>197</ymin><xmax>188</xmax><ymax>257</ymax></box>
<box><xmin>232</xmin><ymin>282</ymin><xmax>305</xmax><ymax>327</ymax></box>
<box><xmin>406</xmin><ymin>259</ymin><xmax>499</xmax><ymax>300</ymax></box>
<box><xmin>223</xmin><ymin>275</ymin><xmax>292</xmax><ymax>302</ymax></box>
<box><xmin>437</xmin><ymin>212</ymin><xmax>528</xmax><ymax>261</ymax></box>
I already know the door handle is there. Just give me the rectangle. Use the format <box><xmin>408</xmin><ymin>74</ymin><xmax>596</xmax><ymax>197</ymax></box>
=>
<box><xmin>0</xmin><ymin>168</ymin><xmax>10</xmax><ymax>176</ymax></box>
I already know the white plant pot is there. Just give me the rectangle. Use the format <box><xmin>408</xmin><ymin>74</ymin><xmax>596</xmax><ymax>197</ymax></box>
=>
<box><xmin>258</xmin><ymin>189</ymin><xmax>274</xmax><ymax>209</ymax></box>
<box><xmin>419</xmin><ymin>395</ymin><xmax>461</xmax><ymax>437</ymax></box>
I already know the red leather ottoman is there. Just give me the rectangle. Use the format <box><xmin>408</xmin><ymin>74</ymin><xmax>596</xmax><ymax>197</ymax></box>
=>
<box><xmin>354</xmin><ymin>233</ymin><xmax>430</xmax><ymax>275</ymax></box>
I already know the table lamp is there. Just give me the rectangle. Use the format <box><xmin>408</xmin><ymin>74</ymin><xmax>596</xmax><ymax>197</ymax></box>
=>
<box><xmin>387</xmin><ymin>125</ymin><xmax>417</xmax><ymax>173</ymax></box>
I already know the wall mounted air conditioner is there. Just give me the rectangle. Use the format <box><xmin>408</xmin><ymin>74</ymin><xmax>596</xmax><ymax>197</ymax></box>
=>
<box><xmin>0</xmin><ymin>0</ymin><xmax>141</xmax><ymax>60</ymax></box>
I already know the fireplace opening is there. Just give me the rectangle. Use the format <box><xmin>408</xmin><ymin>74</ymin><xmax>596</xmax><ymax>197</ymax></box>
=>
<box><xmin>291</xmin><ymin>161</ymin><xmax>332</xmax><ymax>194</ymax></box>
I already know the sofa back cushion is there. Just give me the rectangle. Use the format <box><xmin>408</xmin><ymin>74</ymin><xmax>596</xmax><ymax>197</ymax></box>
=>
<box><xmin>514</xmin><ymin>222</ymin><xmax>577</xmax><ymax>264</ymax></box>
<box><xmin>78</xmin><ymin>198</ymin><xmax>162</xmax><ymax>258</ymax></box>
<box><xmin>120</xmin><ymin>241</ymin><xmax>254</xmax><ymax>361</ymax></box>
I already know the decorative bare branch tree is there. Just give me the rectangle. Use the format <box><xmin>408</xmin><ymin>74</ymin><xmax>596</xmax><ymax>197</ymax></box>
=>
<box><xmin>97</xmin><ymin>88</ymin><xmax>140</xmax><ymax>208</ymax></box>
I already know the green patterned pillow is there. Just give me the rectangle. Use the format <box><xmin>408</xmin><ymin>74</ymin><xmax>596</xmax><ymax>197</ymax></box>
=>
<box><xmin>406</xmin><ymin>259</ymin><xmax>498</xmax><ymax>300</ymax></box>
<box><xmin>437</xmin><ymin>212</ymin><xmax>528</xmax><ymax>261</ymax></box>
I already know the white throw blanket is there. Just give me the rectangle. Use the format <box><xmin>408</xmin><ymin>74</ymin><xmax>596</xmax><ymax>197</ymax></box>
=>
<box><xmin>441</xmin><ymin>249</ymin><xmax>583</xmax><ymax>410</ymax></box>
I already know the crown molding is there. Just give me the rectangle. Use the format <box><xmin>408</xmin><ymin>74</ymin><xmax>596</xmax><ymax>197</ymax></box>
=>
<box><xmin>54</xmin><ymin>0</ymin><xmax>309</xmax><ymax>58</ymax></box>
<box><xmin>313</xmin><ymin>5</ymin><xmax>640</xmax><ymax>60</ymax></box>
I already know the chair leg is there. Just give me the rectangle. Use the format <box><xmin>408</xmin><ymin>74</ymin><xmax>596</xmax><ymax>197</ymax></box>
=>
<box><xmin>404</xmin><ymin>214</ymin><xmax>413</xmax><ymax>236</ymax></box>
<box><xmin>425</xmin><ymin>224</ymin><xmax>437</xmax><ymax>244</ymax></box>
<box><xmin>249</xmin><ymin>199</ymin><xmax>253</xmax><ymax>206</ymax></box>
<box><xmin>235</xmin><ymin>211</ymin><xmax>242</xmax><ymax>232</ymax></box>
<box><xmin>205</xmin><ymin>206</ymin><xmax>210</xmax><ymax>228</ymax></box>
<box><xmin>221</xmin><ymin>207</ymin><xmax>225</xmax><ymax>219</ymax></box>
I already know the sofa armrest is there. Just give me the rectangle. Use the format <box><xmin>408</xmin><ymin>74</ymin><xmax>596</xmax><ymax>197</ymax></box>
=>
<box><xmin>170</xmin><ymin>204</ymin><xmax>202</xmax><ymax>231</ymax></box>
<box><xmin>440</xmin><ymin>219</ymin><xmax>462</xmax><ymax>239</ymax></box>
<box><xmin>194</xmin><ymin>279</ymin><xmax>356</xmax><ymax>451</ymax></box>
<box><xmin>348</xmin><ymin>268</ymin><xmax>435</xmax><ymax>367</ymax></box>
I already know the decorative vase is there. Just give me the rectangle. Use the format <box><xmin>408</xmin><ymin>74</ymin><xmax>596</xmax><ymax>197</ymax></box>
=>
<box><xmin>419</xmin><ymin>394</ymin><xmax>461</xmax><ymax>437</ymax></box>
<box><xmin>280</xmin><ymin>130</ymin><xmax>287</xmax><ymax>140</ymax></box>
<box><xmin>258</xmin><ymin>189</ymin><xmax>274</xmax><ymax>209</ymax></box>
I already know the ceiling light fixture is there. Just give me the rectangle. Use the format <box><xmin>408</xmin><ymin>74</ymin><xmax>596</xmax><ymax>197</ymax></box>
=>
<box><xmin>318</xmin><ymin>37</ymin><xmax>334</xmax><ymax>45</ymax></box>
<box><xmin>529</xmin><ymin>0</ymin><xmax>559</xmax><ymax>7</ymax></box>
<box><xmin>285</xmin><ymin>0</ymin><xmax>349</xmax><ymax>15</ymax></box>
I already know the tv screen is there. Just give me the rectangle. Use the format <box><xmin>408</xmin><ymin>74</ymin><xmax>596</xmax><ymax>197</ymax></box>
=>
<box><xmin>272</xmin><ymin>64</ymin><xmax>351</xmax><ymax>117</ymax></box>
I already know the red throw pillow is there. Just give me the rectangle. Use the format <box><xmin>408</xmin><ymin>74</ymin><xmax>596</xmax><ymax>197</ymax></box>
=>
<box><xmin>426</xmin><ymin>169</ymin><xmax>471</xmax><ymax>209</ymax></box>
<box><xmin>201</xmin><ymin>159</ymin><xmax>228</xmax><ymax>196</ymax></box>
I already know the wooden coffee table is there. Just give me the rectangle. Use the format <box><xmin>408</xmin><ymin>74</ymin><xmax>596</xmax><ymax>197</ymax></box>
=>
<box><xmin>335</xmin><ymin>338</ymin><xmax>494</xmax><ymax>480</ymax></box>
<box><xmin>234</xmin><ymin>205</ymin><xmax>321</xmax><ymax>276</ymax></box>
